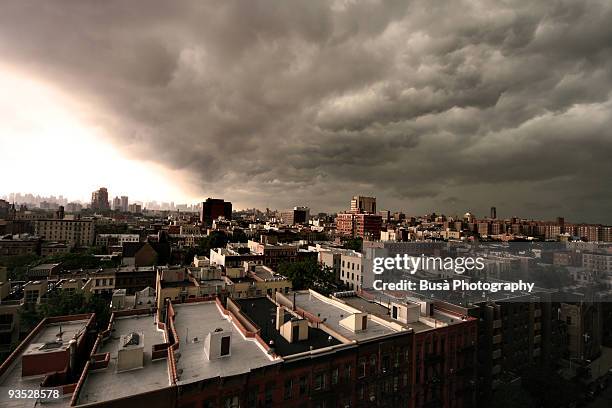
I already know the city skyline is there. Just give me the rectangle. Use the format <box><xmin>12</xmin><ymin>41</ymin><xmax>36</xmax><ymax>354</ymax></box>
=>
<box><xmin>1</xmin><ymin>1</ymin><xmax>612</xmax><ymax>222</ymax></box>
<box><xmin>2</xmin><ymin>189</ymin><xmax>612</xmax><ymax>226</ymax></box>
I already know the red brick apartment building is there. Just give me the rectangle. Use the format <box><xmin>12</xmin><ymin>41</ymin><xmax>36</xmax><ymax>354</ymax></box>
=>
<box><xmin>336</xmin><ymin>213</ymin><xmax>382</xmax><ymax>240</ymax></box>
<box><xmin>0</xmin><ymin>290</ymin><xmax>476</xmax><ymax>408</ymax></box>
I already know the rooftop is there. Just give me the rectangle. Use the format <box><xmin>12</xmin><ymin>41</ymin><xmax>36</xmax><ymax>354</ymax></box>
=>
<box><xmin>235</xmin><ymin>297</ymin><xmax>341</xmax><ymax>356</ymax></box>
<box><xmin>171</xmin><ymin>302</ymin><xmax>278</xmax><ymax>385</ymax></box>
<box><xmin>0</xmin><ymin>317</ymin><xmax>91</xmax><ymax>408</ymax></box>
<box><xmin>285</xmin><ymin>290</ymin><xmax>405</xmax><ymax>342</ymax></box>
<box><xmin>76</xmin><ymin>314</ymin><xmax>169</xmax><ymax>405</ymax></box>
<box><xmin>336</xmin><ymin>294</ymin><xmax>440</xmax><ymax>332</ymax></box>
<box><xmin>356</xmin><ymin>290</ymin><xmax>470</xmax><ymax>330</ymax></box>
<box><xmin>30</xmin><ymin>263</ymin><xmax>61</xmax><ymax>270</ymax></box>
<box><xmin>250</xmin><ymin>266</ymin><xmax>284</xmax><ymax>281</ymax></box>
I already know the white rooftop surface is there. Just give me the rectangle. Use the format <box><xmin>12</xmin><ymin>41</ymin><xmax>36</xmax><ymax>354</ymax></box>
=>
<box><xmin>0</xmin><ymin>319</ymin><xmax>90</xmax><ymax>408</ymax></box>
<box><xmin>172</xmin><ymin>302</ymin><xmax>278</xmax><ymax>385</ymax></box>
<box><xmin>76</xmin><ymin>314</ymin><xmax>169</xmax><ymax>405</ymax></box>
<box><xmin>291</xmin><ymin>291</ymin><xmax>401</xmax><ymax>341</ymax></box>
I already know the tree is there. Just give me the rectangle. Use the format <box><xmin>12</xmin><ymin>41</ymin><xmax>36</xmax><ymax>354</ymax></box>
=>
<box><xmin>23</xmin><ymin>291</ymin><xmax>111</xmax><ymax>331</ymax></box>
<box><xmin>229</xmin><ymin>229</ymin><xmax>248</xmax><ymax>243</ymax></box>
<box><xmin>277</xmin><ymin>259</ymin><xmax>337</xmax><ymax>295</ymax></box>
<box><xmin>342</xmin><ymin>237</ymin><xmax>363</xmax><ymax>252</ymax></box>
<box><xmin>0</xmin><ymin>254</ymin><xmax>40</xmax><ymax>281</ymax></box>
<box><xmin>531</xmin><ymin>264</ymin><xmax>573</xmax><ymax>289</ymax></box>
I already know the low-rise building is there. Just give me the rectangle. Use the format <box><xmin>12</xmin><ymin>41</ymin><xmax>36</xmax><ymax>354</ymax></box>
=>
<box><xmin>0</xmin><ymin>314</ymin><xmax>96</xmax><ymax>407</ymax></box>
<box><xmin>95</xmin><ymin>233</ymin><xmax>140</xmax><ymax>247</ymax></box>
<box><xmin>0</xmin><ymin>236</ymin><xmax>40</xmax><ymax>256</ymax></box>
<box><xmin>225</xmin><ymin>262</ymin><xmax>291</xmax><ymax>299</ymax></box>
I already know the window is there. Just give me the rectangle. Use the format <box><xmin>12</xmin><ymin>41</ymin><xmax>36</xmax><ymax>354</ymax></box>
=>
<box><xmin>247</xmin><ymin>389</ymin><xmax>258</xmax><ymax>408</ymax></box>
<box><xmin>382</xmin><ymin>355</ymin><xmax>390</xmax><ymax>372</ymax></box>
<box><xmin>223</xmin><ymin>396</ymin><xmax>239</xmax><ymax>408</ymax></box>
<box><xmin>358</xmin><ymin>359</ymin><xmax>366</xmax><ymax>378</ymax></box>
<box><xmin>299</xmin><ymin>376</ymin><xmax>308</xmax><ymax>395</ymax></box>
<box><xmin>331</xmin><ymin>368</ymin><xmax>339</xmax><ymax>385</ymax></box>
<box><xmin>284</xmin><ymin>379</ymin><xmax>293</xmax><ymax>400</ymax></box>
<box><xmin>345</xmin><ymin>364</ymin><xmax>352</xmax><ymax>382</ymax></box>
<box><xmin>264</xmin><ymin>383</ymin><xmax>273</xmax><ymax>406</ymax></box>
<box><xmin>314</xmin><ymin>374</ymin><xmax>323</xmax><ymax>390</ymax></box>
<box><xmin>370</xmin><ymin>355</ymin><xmax>377</xmax><ymax>372</ymax></box>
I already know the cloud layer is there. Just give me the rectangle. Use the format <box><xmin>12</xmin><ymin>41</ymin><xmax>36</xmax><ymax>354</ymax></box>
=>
<box><xmin>1</xmin><ymin>0</ymin><xmax>611</xmax><ymax>221</ymax></box>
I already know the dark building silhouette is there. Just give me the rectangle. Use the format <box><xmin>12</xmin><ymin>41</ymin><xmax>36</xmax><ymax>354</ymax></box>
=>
<box><xmin>200</xmin><ymin>198</ymin><xmax>232</xmax><ymax>225</ymax></box>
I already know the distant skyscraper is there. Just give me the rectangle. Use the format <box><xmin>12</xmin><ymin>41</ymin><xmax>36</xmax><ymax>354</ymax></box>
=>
<box><xmin>350</xmin><ymin>196</ymin><xmax>376</xmax><ymax>214</ymax></box>
<box><xmin>490</xmin><ymin>206</ymin><xmax>497</xmax><ymax>219</ymax></box>
<box><xmin>121</xmin><ymin>196</ymin><xmax>129</xmax><ymax>212</ymax></box>
<box><xmin>200</xmin><ymin>198</ymin><xmax>232</xmax><ymax>225</ymax></box>
<box><xmin>112</xmin><ymin>196</ymin><xmax>121</xmax><ymax>211</ymax></box>
<box><xmin>91</xmin><ymin>187</ymin><xmax>110</xmax><ymax>210</ymax></box>
<box><xmin>128</xmin><ymin>203</ymin><xmax>142</xmax><ymax>213</ymax></box>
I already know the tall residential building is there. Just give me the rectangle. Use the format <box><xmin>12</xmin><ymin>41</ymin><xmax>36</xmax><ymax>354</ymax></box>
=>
<box><xmin>120</xmin><ymin>196</ymin><xmax>129</xmax><ymax>212</ymax></box>
<box><xmin>128</xmin><ymin>203</ymin><xmax>142</xmax><ymax>213</ymax></box>
<box><xmin>280</xmin><ymin>206</ymin><xmax>310</xmax><ymax>225</ymax></box>
<box><xmin>336</xmin><ymin>212</ymin><xmax>382</xmax><ymax>240</ymax></box>
<box><xmin>0</xmin><ymin>199</ymin><xmax>9</xmax><ymax>219</ymax></box>
<box><xmin>90</xmin><ymin>187</ymin><xmax>110</xmax><ymax>210</ymax></box>
<box><xmin>350</xmin><ymin>195</ymin><xmax>376</xmax><ymax>214</ymax></box>
<box><xmin>112</xmin><ymin>196</ymin><xmax>121</xmax><ymax>211</ymax></box>
<box><xmin>34</xmin><ymin>219</ymin><xmax>95</xmax><ymax>247</ymax></box>
<box><xmin>200</xmin><ymin>198</ymin><xmax>232</xmax><ymax>225</ymax></box>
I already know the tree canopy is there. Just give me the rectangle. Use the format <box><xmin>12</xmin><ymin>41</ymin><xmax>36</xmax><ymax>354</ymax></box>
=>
<box><xmin>277</xmin><ymin>259</ymin><xmax>337</xmax><ymax>295</ymax></box>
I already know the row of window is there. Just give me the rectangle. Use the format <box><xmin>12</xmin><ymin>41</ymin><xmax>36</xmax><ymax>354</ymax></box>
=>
<box><xmin>341</xmin><ymin>260</ymin><xmax>360</xmax><ymax>270</ymax></box>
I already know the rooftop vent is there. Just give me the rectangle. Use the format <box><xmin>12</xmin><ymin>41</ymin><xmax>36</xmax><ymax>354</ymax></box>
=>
<box><xmin>123</xmin><ymin>332</ymin><xmax>140</xmax><ymax>347</ymax></box>
<box><xmin>39</xmin><ymin>341</ymin><xmax>63</xmax><ymax>351</ymax></box>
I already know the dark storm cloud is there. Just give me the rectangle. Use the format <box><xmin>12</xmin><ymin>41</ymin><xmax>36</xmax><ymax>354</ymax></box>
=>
<box><xmin>1</xmin><ymin>0</ymin><xmax>612</xmax><ymax>221</ymax></box>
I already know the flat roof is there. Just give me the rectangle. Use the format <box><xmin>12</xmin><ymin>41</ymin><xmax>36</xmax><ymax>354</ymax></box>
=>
<box><xmin>172</xmin><ymin>302</ymin><xmax>278</xmax><ymax>385</ymax></box>
<box><xmin>362</xmin><ymin>289</ymin><xmax>472</xmax><ymax>328</ymax></box>
<box><xmin>235</xmin><ymin>298</ymin><xmax>341</xmax><ymax>356</ymax></box>
<box><xmin>251</xmin><ymin>267</ymin><xmax>283</xmax><ymax>281</ymax></box>
<box><xmin>75</xmin><ymin>314</ymin><xmax>169</xmax><ymax>405</ymax></box>
<box><xmin>0</xmin><ymin>318</ymin><xmax>91</xmax><ymax>408</ymax></box>
<box><xmin>290</xmin><ymin>291</ymin><xmax>402</xmax><ymax>342</ymax></box>
<box><xmin>30</xmin><ymin>263</ymin><xmax>61</xmax><ymax>270</ymax></box>
<box><xmin>339</xmin><ymin>295</ymin><xmax>433</xmax><ymax>333</ymax></box>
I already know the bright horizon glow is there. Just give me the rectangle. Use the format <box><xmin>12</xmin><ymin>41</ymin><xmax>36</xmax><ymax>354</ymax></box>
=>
<box><xmin>0</xmin><ymin>67</ymin><xmax>199</xmax><ymax>205</ymax></box>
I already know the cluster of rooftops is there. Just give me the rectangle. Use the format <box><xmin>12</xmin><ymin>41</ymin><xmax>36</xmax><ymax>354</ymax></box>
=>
<box><xmin>0</xmin><ymin>288</ymin><xmax>472</xmax><ymax>407</ymax></box>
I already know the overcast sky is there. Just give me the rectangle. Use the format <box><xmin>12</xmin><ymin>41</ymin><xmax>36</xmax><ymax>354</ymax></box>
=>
<box><xmin>1</xmin><ymin>1</ymin><xmax>611</xmax><ymax>222</ymax></box>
